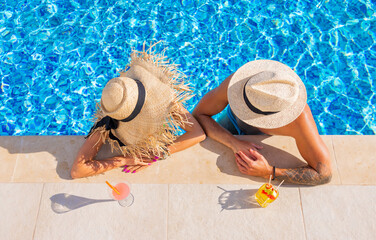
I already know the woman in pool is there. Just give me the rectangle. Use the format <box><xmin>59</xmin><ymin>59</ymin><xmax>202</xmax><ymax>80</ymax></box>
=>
<box><xmin>71</xmin><ymin>43</ymin><xmax>206</xmax><ymax>178</ymax></box>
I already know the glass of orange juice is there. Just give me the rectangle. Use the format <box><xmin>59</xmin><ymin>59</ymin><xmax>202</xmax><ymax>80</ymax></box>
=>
<box><xmin>255</xmin><ymin>183</ymin><xmax>279</xmax><ymax>208</ymax></box>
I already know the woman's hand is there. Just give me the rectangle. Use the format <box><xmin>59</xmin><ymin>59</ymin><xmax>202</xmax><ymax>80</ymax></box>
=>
<box><xmin>121</xmin><ymin>156</ymin><xmax>157</xmax><ymax>173</ymax></box>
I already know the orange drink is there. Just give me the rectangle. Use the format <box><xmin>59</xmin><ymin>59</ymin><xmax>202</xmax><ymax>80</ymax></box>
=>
<box><xmin>255</xmin><ymin>183</ymin><xmax>279</xmax><ymax>208</ymax></box>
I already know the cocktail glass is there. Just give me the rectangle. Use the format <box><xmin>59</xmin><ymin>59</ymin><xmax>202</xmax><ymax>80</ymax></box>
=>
<box><xmin>108</xmin><ymin>181</ymin><xmax>134</xmax><ymax>207</ymax></box>
<box><xmin>255</xmin><ymin>183</ymin><xmax>279</xmax><ymax>208</ymax></box>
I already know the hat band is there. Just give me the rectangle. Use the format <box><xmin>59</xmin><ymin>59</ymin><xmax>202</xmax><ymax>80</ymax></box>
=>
<box><xmin>85</xmin><ymin>79</ymin><xmax>146</xmax><ymax>145</ymax></box>
<box><xmin>85</xmin><ymin>116</ymin><xmax>126</xmax><ymax>146</ymax></box>
<box><xmin>120</xmin><ymin>79</ymin><xmax>146</xmax><ymax>122</ymax></box>
<box><xmin>243</xmin><ymin>84</ymin><xmax>277</xmax><ymax>115</ymax></box>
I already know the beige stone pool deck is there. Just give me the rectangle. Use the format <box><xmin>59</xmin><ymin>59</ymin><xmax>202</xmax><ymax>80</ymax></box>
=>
<box><xmin>0</xmin><ymin>135</ymin><xmax>375</xmax><ymax>240</ymax></box>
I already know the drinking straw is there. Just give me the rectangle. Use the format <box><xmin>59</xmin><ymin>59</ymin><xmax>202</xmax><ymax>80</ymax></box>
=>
<box><xmin>106</xmin><ymin>181</ymin><xmax>120</xmax><ymax>195</ymax></box>
<box><xmin>276</xmin><ymin>180</ymin><xmax>285</xmax><ymax>191</ymax></box>
<box><xmin>261</xmin><ymin>177</ymin><xmax>272</xmax><ymax>207</ymax></box>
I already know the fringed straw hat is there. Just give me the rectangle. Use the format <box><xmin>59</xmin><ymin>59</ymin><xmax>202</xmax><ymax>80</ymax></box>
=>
<box><xmin>87</xmin><ymin>42</ymin><xmax>192</xmax><ymax>159</ymax></box>
<box><xmin>228</xmin><ymin>60</ymin><xmax>307</xmax><ymax>129</ymax></box>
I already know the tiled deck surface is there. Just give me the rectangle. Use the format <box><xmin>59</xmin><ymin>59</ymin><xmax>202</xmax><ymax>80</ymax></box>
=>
<box><xmin>0</xmin><ymin>135</ymin><xmax>375</xmax><ymax>239</ymax></box>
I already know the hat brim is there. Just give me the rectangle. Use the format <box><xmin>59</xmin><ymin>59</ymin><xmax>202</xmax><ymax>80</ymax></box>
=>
<box><xmin>111</xmin><ymin>64</ymin><xmax>174</xmax><ymax>145</ymax></box>
<box><xmin>227</xmin><ymin>60</ymin><xmax>307</xmax><ymax>129</ymax></box>
<box><xmin>89</xmin><ymin>42</ymin><xmax>193</xmax><ymax>159</ymax></box>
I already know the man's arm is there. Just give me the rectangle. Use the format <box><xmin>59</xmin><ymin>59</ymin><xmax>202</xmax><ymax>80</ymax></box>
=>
<box><xmin>236</xmin><ymin>149</ymin><xmax>332</xmax><ymax>185</ymax></box>
<box><xmin>192</xmin><ymin>74</ymin><xmax>237</xmax><ymax>149</ymax></box>
<box><xmin>276</xmin><ymin>163</ymin><xmax>331</xmax><ymax>185</ymax></box>
<box><xmin>275</xmin><ymin>107</ymin><xmax>332</xmax><ymax>185</ymax></box>
<box><xmin>235</xmin><ymin>105</ymin><xmax>332</xmax><ymax>185</ymax></box>
<box><xmin>193</xmin><ymin>74</ymin><xmax>262</xmax><ymax>154</ymax></box>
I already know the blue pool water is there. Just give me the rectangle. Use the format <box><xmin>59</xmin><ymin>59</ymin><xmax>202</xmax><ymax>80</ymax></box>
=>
<box><xmin>0</xmin><ymin>0</ymin><xmax>375</xmax><ymax>135</ymax></box>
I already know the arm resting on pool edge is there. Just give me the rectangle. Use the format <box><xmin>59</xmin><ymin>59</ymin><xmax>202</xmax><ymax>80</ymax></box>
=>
<box><xmin>235</xmin><ymin>149</ymin><xmax>332</xmax><ymax>185</ymax></box>
<box><xmin>70</xmin><ymin>131</ymin><xmax>143</xmax><ymax>179</ymax></box>
<box><xmin>274</xmin><ymin>142</ymin><xmax>333</xmax><ymax>185</ymax></box>
<box><xmin>260</xmin><ymin>105</ymin><xmax>333</xmax><ymax>185</ymax></box>
<box><xmin>235</xmin><ymin>114</ymin><xmax>332</xmax><ymax>186</ymax></box>
<box><xmin>192</xmin><ymin>74</ymin><xmax>263</xmax><ymax>157</ymax></box>
<box><xmin>167</xmin><ymin>105</ymin><xmax>206</xmax><ymax>154</ymax></box>
<box><xmin>192</xmin><ymin>74</ymin><xmax>236</xmax><ymax>148</ymax></box>
<box><xmin>274</xmin><ymin>162</ymin><xmax>332</xmax><ymax>185</ymax></box>
<box><xmin>120</xmin><ymin>107</ymin><xmax>206</xmax><ymax>174</ymax></box>
<box><xmin>70</xmin><ymin>106</ymin><xmax>206</xmax><ymax>179</ymax></box>
<box><xmin>275</xmin><ymin>113</ymin><xmax>333</xmax><ymax>185</ymax></box>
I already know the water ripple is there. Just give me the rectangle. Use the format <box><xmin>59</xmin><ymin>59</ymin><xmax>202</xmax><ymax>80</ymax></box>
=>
<box><xmin>1</xmin><ymin>0</ymin><xmax>376</xmax><ymax>135</ymax></box>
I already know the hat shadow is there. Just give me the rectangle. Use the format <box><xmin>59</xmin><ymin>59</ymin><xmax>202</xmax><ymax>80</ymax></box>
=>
<box><xmin>200</xmin><ymin>135</ymin><xmax>307</xmax><ymax>183</ymax></box>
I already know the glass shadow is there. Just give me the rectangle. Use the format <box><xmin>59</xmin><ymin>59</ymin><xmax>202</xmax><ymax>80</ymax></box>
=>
<box><xmin>50</xmin><ymin>193</ymin><xmax>115</xmax><ymax>214</ymax></box>
<box><xmin>217</xmin><ymin>186</ymin><xmax>261</xmax><ymax>211</ymax></box>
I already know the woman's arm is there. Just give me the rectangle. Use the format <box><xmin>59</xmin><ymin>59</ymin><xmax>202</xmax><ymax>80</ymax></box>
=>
<box><xmin>168</xmin><ymin>105</ymin><xmax>206</xmax><ymax>154</ymax></box>
<box><xmin>123</xmin><ymin>105</ymin><xmax>206</xmax><ymax>173</ymax></box>
<box><xmin>70</xmin><ymin>131</ymin><xmax>150</xmax><ymax>179</ymax></box>
<box><xmin>71</xmin><ymin>105</ymin><xmax>205</xmax><ymax>178</ymax></box>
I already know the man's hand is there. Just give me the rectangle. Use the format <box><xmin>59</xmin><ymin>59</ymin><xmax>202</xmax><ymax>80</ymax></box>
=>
<box><xmin>235</xmin><ymin>150</ymin><xmax>273</xmax><ymax>179</ymax></box>
<box><xmin>231</xmin><ymin>139</ymin><xmax>263</xmax><ymax>158</ymax></box>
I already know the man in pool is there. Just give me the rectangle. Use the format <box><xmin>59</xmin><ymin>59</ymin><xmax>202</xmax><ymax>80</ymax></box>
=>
<box><xmin>193</xmin><ymin>60</ymin><xmax>332</xmax><ymax>185</ymax></box>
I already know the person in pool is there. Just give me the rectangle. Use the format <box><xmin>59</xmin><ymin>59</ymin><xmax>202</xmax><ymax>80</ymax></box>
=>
<box><xmin>71</xmin><ymin>44</ymin><xmax>206</xmax><ymax>179</ymax></box>
<box><xmin>193</xmin><ymin>60</ymin><xmax>332</xmax><ymax>185</ymax></box>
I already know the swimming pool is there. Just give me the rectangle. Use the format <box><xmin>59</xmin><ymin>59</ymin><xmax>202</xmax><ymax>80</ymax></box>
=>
<box><xmin>0</xmin><ymin>0</ymin><xmax>375</xmax><ymax>135</ymax></box>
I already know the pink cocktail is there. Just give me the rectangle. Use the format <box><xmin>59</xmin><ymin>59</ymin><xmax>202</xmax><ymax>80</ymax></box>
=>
<box><xmin>108</xmin><ymin>181</ymin><xmax>134</xmax><ymax>207</ymax></box>
<box><xmin>111</xmin><ymin>183</ymin><xmax>130</xmax><ymax>200</ymax></box>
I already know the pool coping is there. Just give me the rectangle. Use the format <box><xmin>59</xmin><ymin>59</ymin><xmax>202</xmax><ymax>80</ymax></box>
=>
<box><xmin>1</xmin><ymin>135</ymin><xmax>375</xmax><ymax>185</ymax></box>
<box><xmin>1</xmin><ymin>135</ymin><xmax>375</xmax><ymax>240</ymax></box>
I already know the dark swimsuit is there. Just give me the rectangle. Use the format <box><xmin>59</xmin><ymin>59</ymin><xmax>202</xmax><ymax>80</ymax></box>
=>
<box><xmin>226</xmin><ymin>106</ymin><xmax>263</xmax><ymax>135</ymax></box>
<box><xmin>226</xmin><ymin>106</ymin><xmax>245</xmax><ymax>135</ymax></box>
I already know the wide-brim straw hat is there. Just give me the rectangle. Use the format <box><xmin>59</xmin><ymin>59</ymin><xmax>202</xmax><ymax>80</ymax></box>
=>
<box><xmin>88</xmin><ymin>42</ymin><xmax>192</xmax><ymax>159</ymax></box>
<box><xmin>228</xmin><ymin>60</ymin><xmax>307</xmax><ymax>129</ymax></box>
